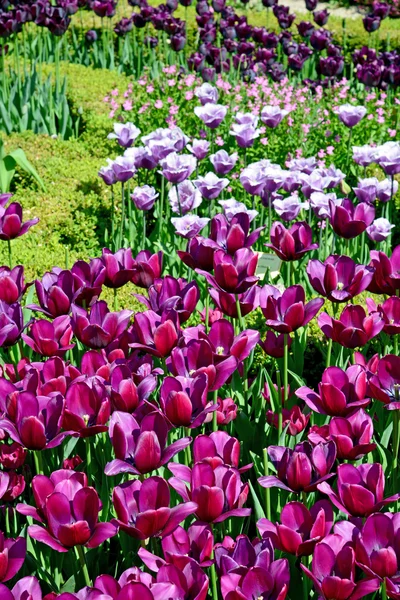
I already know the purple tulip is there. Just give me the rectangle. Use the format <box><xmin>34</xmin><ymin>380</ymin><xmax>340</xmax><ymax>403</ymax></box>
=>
<box><xmin>376</xmin><ymin>177</ymin><xmax>399</xmax><ymax>202</ymax></box>
<box><xmin>313</xmin><ymin>8</ymin><xmax>329</xmax><ymax>24</ymax></box>
<box><xmin>142</xmin><ymin>126</ymin><xmax>189</xmax><ymax>161</ymax></box>
<box><xmin>160</xmin><ymin>152</ymin><xmax>197</xmax><ymax>183</ymax></box>
<box><xmin>193</xmin><ymin>431</ymin><xmax>248</xmax><ymax>471</ymax></box>
<box><xmin>352</xmin><ymin>144</ymin><xmax>377</xmax><ymax>167</ymax></box>
<box><xmin>0</xmin><ymin>302</ymin><xmax>23</xmax><ymax>347</ymax></box>
<box><xmin>130</xmin><ymin>310</ymin><xmax>180</xmax><ymax>358</ymax></box>
<box><xmin>219</xmin><ymin>198</ymin><xmax>258</xmax><ymax>222</ymax></box>
<box><xmin>259</xmin><ymin>330</ymin><xmax>293</xmax><ymax>358</ymax></box>
<box><xmin>18</xmin><ymin>472</ymin><xmax>117</xmax><ymax>552</ymax></box>
<box><xmin>63</xmin><ymin>377</ymin><xmax>110</xmax><ymax>437</ymax></box>
<box><xmin>258</xmin><ymin>500</ymin><xmax>333</xmax><ymax>557</ymax></box>
<box><xmin>336</xmin><ymin>104</ymin><xmax>367</xmax><ymax>128</ymax></box>
<box><xmin>29</xmin><ymin>269</ymin><xmax>75</xmax><ymax>318</ymax></box>
<box><xmin>273</xmin><ymin>193</ymin><xmax>307</xmax><ymax>221</ymax></box>
<box><xmin>353</xmin><ymin>177</ymin><xmax>379</xmax><ymax>204</ymax></box>
<box><xmin>367</xmin><ymin>217</ymin><xmax>394</xmax><ymax>241</ymax></box>
<box><xmin>131</xmin><ymin>250</ymin><xmax>163</xmax><ymax>289</ymax></box>
<box><xmin>355</xmin><ymin>513</ymin><xmax>400</xmax><ymax>584</ymax></box>
<box><xmin>318</xmin><ymin>304</ymin><xmax>384</xmax><ymax>348</ymax></box>
<box><xmin>135</xmin><ymin>276</ymin><xmax>199</xmax><ymax>324</ymax></box>
<box><xmin>22</xmin><ymin>316</ymin><xmax>74</xmax><ymax>357</ymax></box>
<box><xmin>329</xmin><ymin>198</ymin><xmax>375</xmax><ymax>239</ymax></box>
<box><xmin>169</xmin><ymin>460</ymin><xmax>251</xmax><ymax>523</ymax></box>
<box><xmin>194</xmin><ymin>172</ymin><xmax>229</xmax><ymax>200</ymax></box>
<box><xmin>210</xmin><ymin>150</ymin><xmax>238</xmax><ymax>175</ymax></box>
<box><xmin>0</xmin><ymin>391</ymin><xmax>74</xmax><ymax>450</ymax></box>
<box><xmin>195</xmin><ymin>82</ymin><xmax>219</xmax><ymax>104</ymax></box>
<box><xmin>187</xmin><ymin>139</ymin><xmax>210</xmax><ymax>160</ymax></box>
<box><xmin>172</xmin><ymin>214</ymin><xmax>210</xmax><ymax>239</ymax></box>
<box><xmin>70</xmin><ymin>258</ymin><xmax>106</xmax><ymax>307</ymax></box>
<box><xmin>168</xmin><ymin>180</ymin><xmax>202</xmax><ymax>215</ymax></box>
<box><xmin>125</xmin><ymin>145</ymin><xmax>158</xmax><ymax>170</ymax></box>
<box><xmin>107</xmin><ymin>122</ymin><xmax>141</xmax><ymax>148</ymax></box>
<box><xmin>72</xmin><ymin>301</ymin><xmax>132</xmax><ymax>349</ymax></box>
<box><xmin>112</xmin><ymin>476</ymin><xmax>197</xmax><ymax>539</ymax></box>
<box><xmin>105</xmin><ymin>411</ymin><xmax>191</xmax><ymax>476</ymax></box>
<box><xmin>301</xmin><ymin>534</ymin><xmax>380</xmax><ymax>600</ymax></box>
<box><xmin>368</xmin><ymin>354</ymin><xmax>400</xmax><ymax>409</ymax></box>
<box><xmin>306</xmin><ymin>255</ymin><xmax>374</xmax><ymax>302</ymax></box>
<box><xmin>0</xmin><ymin>532</ymin><xmax>26</xmax><ymax>582</ymax></box>
<box><xmin>230</xmin><ymin>123</ymin><xmax>260</xmax><ymax>148</ymax></box>
<box><xmin>267</xmin><ymin>221</ymin><xmax>318</xmax><ymax>261</ymax></box>
<box><xmin>205</xmin><ymin>318</ymin><xmax>260</xmax><ymax>362</ymax></box>
<box><xmin>0</xmin><ymin>266</ymin><xmax>25</xmax><ymax>303</ymax></box>
<box><xmin>296</xmin><ymin>364</ymin><xmax>369</xmax><ymax>416</ymax></box>
<box><xmin>260</xmin><ymin>105</ymin><xmax>289</xmax><ymax>128</ymax></box>
<box><xmin>0</xmin><ymin>577</ymin><xmax>44</xmax><ymax>600</ymax></box>
<box><xmin>111</xmin><ymin>155</ymin><xmax>137</xmax><ymax>182</ymax></box>
<box><xmin>209</xmin><ymin>286</ymin><xmax>259</xmax><ymax>319</ymax></box>
<box><xmin>327</xmin><ymin>409</ymin><xmax>376</xmax><ymax>460</ymax></box>
<box><xmin>98</xmin><ymin>161</ymin><xmax>117</xmax><ymax>186</ymax></box>
<box><xmin>0</xmin><ymin>202</ymin><xmax>38</xmax><ymax>241</ymax></box>
<box><xmin>209</xmin><ymin>212</ymin><xmax>265</xmax><ymax>255</ymax></box>
<box><xmin>131</xmin><ymin>185</ymin><xmax>159</xmax><ymax>210</ymax></box>
<box><xmin>260</xmin><ymin>284</ymin><xmax>324</xmax><ymax>333</ymax></box>
<box><xmin>101</xmin><ymin>248</ymin><xmax>136</xmax><ymax>288</ymax></box>
<box><xmin>160</xmin><ymin>373</ymin><xmax>215</xmax><ymax>428</ymax></box>
<box><xmin>194</xmin><ymin>103</ymin><xmax>228</xmax><ymax>129</ymax></box>
<box><xmin>197</xmin><ymin>248</ymin><xmax>259</xmax><ymax>294</ymax></box>
<box><xmin>318</xmin><ymin>463</ymin><xmax>399</xmax><ymax>517</ymax></box>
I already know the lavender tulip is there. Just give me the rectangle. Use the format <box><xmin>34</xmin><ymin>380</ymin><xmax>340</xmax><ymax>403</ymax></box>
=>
<box><xmin>194</xmin><ymin>103</ymin><xmax>228</xmax><ymax>129</ymax></box>
<box><xmin>261</xmin><ymin>105</ymin><xmax>289</xmax><ymax>128</ymax></box>
<box><xmin>367</xmin><ymin>217</ymin><xmax>394</xmax><ymax>241</ymax></box>
<box><xmin>171</xmin><ymin>215</ymin><xmax>210</xmax><ymax>239</ymax></box>
<box><xmin>107</xmin><ymin>122</ymin><xmax>141</xmax><ymax>148</ymax></box>
<box><xmin>111</xmin><ymin>155</ymin><xmax>137</xmax><ymax>182</ymax></box>
<box><xmin>187</xmin><ymin>139</ymin><xmax>210</xmax><ymax>160</ymax></box>
<box><xmin>219</xmin><ymin>199</ymin><xmax>258</xmax><ymax>222</ymax></box>
<box><xmin>210</xmin><ymin>150</ymin><xmax>238</xmax><ymax>175</ymax></box>
<box><xmin>336</xmin><ymin>104</ymin><xmax>367</xmax><ymax>128</ymax></box>
<box><xmin>131</xmin><ymin>185</ymin><xmax>159</xmax><ymax>210</ymax></box>
<box><xmin>195</xmin><ymin>82</ymin><xmax>219</xmax><ymax>104</ymax></box>
<box><xmin>168</xmin><ymin>180</ymin><xmax>203</xmax><ymax>215</ymax></box>
<box><xmin>160</xmin><ymin>152</ymin><xmax>197</xmax><ymax>183</ymax></box>
<box><xmin>194</xmin><ymin>172</ymin><xmax>229</xmax><ymax>200</ymax></box>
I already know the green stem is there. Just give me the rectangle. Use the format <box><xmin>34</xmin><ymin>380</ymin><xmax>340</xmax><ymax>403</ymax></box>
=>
<box><xmin>110</xmin><ymin>186</ymin><xmax>115</xmax><ymax>251</ymax></box>
<box><xmin>210</xmin><ymin>526</ymin><xmax>219</xmax><ymax>600</ymax></box>
<box><xmin>205</xmin><ymin>294</ymin><xmax>210</xmax><ymax>333</ymax></box>
<box><xmin>120</xmin><ymin>181</ymin><xmax>125</xmax><ymax>247</ymax></box>
<box><xmin>184</xmin><ymin>427</ymin><xmax>191</xmax><ymax>466</ymax></box>
<box><xmin>392</xmin><ymin>410</ymin><xmax>399</xmax><ymax>476</ymax></box>
<box><xmin>382</xmin><ymin>578</ymin><xmax>387</xmax><ymax>600</ymax></box>
<box><xmin>326</xmin><ymin>337</ymin><xmax>333</xmax><ymax>368</ymax></box>
<box><xmin>76</xmin><ymin>545</ymin><xmax>91</xmax><ymax>587</ymax></box>
<box><xmin>212</xmin><ymin>389</ymin><xmax>218</xmax><ymax>432</ymax></box>
<box><xmin>283</xmin><ymin>333</ymin><xmax>289</xmax><ymax>406</ymax></box>
<box><xmin>7</xmin><ymin>239</ymin><xmax>12</xmax><ymax>269</ymax></box>
<box><xmin>263</xmin><ymin>448</ymin><xmax>271</xmax><ymax>521</ymax></box>
<box><xmin>34</xmin><ymin>451</ymin><xmax>43</xmax><ymax>475</ymax></box>
<box><xmin>113</xmin><ymin>288</ymin><xmax>118</xmax><ymax>312</ymax></box>
<box><xmin>142</xmin><ymin>213</ymin><xmax>146</xmax><ymax>250</ymax></box>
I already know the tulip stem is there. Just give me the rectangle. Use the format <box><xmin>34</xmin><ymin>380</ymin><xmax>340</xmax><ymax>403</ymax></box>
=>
<box><xmin>302</xmin><ymin>562</ymin><xmax>309</xmax><ymax>600</ymax></box>
<box><xmin>111</xmin><ymin>186</ymin><xmax>115</xmax><ymax>251</ymax></box>
<box><xmin>210</xmin><ymin>527</ymin><xmax>219</xmax><ymax>600</ymax></box>
<box><xmin>113</xmin><ymin>288</ymin><xmax>118</xmax><ymax>312</ymax></box>
<box><xmin>382</xmin><ymin>578</ymin><xmax>387</xmax><ymax>600</ymax></box>
<box><xmin>120</xmin><ymin>181</ymin><xmax>125</xmax><ymax>247</ymax></box>
<box><xmin>7</xmin><ymin>239</ymin><xmax>12</xmax><ymax>269</ymax></box>
<box><xmin>76</xmin><ymin>545</ymin><xmax>91</xmax><ymax>587</ymax></box>
<box><xmin>283</xmin><ymin>333</ymin><xmax>289</xmax><ymax>406</ymax></box>
<box><xmin>158</xmin><ymin>176</ymin><xmax>165</xmax><ymax>238</ymax></box>
<box><xmin>392</xmin><ymin>410</ymin><xmax>400</xmax><ymax>477</ymax></box>
<box><xmin>263</xmin><ymin>448</ymin><xmax>271</xmax><ymax>520</ymax></box>
<box><xmin>212</xmin><ymin>390</ymin><xmax>218</xmax><ymax>432</ymax></box>
<box><xmin>142</xmin><ymin>213</ymin><xmax>146</xmax><ymax>250</ymax></box>
<box><xmin>205</xmin><ymin>294</ymin><xmax>210</xmax><ymax>333</ymax></box>
<box><xmin>184</xmin><ymin>427</ymin><xmax>191</xmax><ymax>466</ymax></box>
<box><xmin>326</xmin><ymin>337</ymin><xmax>333</xmax><ymax>368</ymax></box>
<box><xmin>34</xmin><ymin>451</ymin><xmax>43</xmax><ymax>475</ymax></box>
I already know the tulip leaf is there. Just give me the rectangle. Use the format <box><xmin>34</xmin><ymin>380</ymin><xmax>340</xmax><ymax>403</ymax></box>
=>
<box><xmin>381</xmin><ymin>418</ymin><xmax>393</xmax><ymax>449</ymax></box>
<box><xmin>287</xmin><ymin>369</ymin><xmax>307</xmax><ymax>390</ymax></box>
<box><xmin>8</xmin><ymin>148</ymin><xmax>46</xmax><ymax>191</ymax></box>
<box><xmin>61</xmin><ymin>575</ymin><xmax>76</xmax><ymax>593</ymax></box>
<box><xmin>62</xmin><ymin>435</ymin><xmax>79</xmax><ymax>460</ymax></box>
<box><xmin>0</xmin><ymin>154</ymin><xmax>16</xmax><ymax>193</ymax></box>
<box><xmin>248</xmin><ymin>480</ymin><xmax>265</xmax><ymax>522</ymax></box>
<box><xmin>375</xmin><ymin>441</ymin><xmax>388</xmax><ymax>474</ymax></box>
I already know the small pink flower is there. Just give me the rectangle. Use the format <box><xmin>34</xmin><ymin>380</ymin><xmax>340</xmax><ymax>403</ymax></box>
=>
<box><xmin>123</xmin><ymin>100</ymin><xmax>133</xmax><ymax>111</ymax></box>
<box><xmin>367</xmin><ymin>114</ymin><xmax>374</xmax><ymax>120</ymax></box>
<box><xmin>318</xmin><ymin>149</ymin><xmax>326</xmax><ymax>158</ymax></box>
<box><xmin>216</xmin><ymin>136</ymin><xmax>224</xmax><ymax>147</ymax></box>
<box><xmin>185</xmin><ymin>91</ymin><xmax>194</xmax><ymax>100</ymax></box>
<box><xmin>146</xmin><ymin>85</ymin><xmax>154</xmax><ymax>93</ymax></box>
<box><xmin>260</xmin><ymin>137</ymin><xmax>268</xmax><ymax>146</ymax></box>
<box><xmin>326</xmin><ymin>145</ymin><xmax>334</xmax><ymax>155</ymax></box>
<box><xmin>111</xmin><ymin>88</ymin><xmax>119</xmax><ymax>96</ymax></box>
<box><xmin>388</xmin><ymin>129</ymin><xmax>397</xmax><ymax>138</ymax></box>
<box><xmin>155</xmin><ymin>100</ymin><xmax>163</xmax><ymax>109</ymax></box>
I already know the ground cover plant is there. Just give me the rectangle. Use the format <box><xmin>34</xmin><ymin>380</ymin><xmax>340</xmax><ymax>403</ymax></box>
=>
<box><xmin>0</xmin><ymin>0</ymin><xmax>400</xmax><ymax>596</ymax></box>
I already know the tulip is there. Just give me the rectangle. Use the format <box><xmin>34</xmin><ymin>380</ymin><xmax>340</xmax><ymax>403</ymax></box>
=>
<box><xmin>197</xmin><ymin>248</ymin><xmax>259</xmax><ymax>294</ymax></box>
<box><xmin>18</xmin><ymin>476</ymin><xmax>116</xmax><ymax>552</ymax></box>
<box><xmin>169</xmin><ymin>461</ymin><xmax>251</xmax><ymax>523</ymax></box>
<box><xmin>178</xmin><ymin>236</ymin><xmax>216</xmax><ymax>271</ymax></box>
<box><xmin>109</xmin><ymin>363</ymin><xmax>154</xmax><ymax>413</ymax></box>
<box><xmin>209</xmin><ymin>213</ymin><xmax>265</xmax><ymax>255</ymax></box>
<box><xmin>258</xmin><ymin>500</ymin><xmax>333</xmax><ymax>557</ymax></box>
<box><xmin>194</xmin><ymin>172</ymin><xmax>229</xmax><ymax>200</ymax></box>
<box><xmin>168</xmin><ymin>180</ymin><xmax>203</xmax><ymax>215</ymax></box>
<box><xmin>260</xmin><ymin>285</ymin><xmax>324</xmax><ymax>334</ymax></box>
<box><xmin>329</xmin><ymin>198</ymin><xmax>375</xmax><ymax>239</ymax></box>
<box><xmin>130</xmin><ymin>310</ymin><xmax>180</xmax><ymax>357</ymax></box>
<box><xmin>307</xmin><ymin>255</ymin><xmax>374</xmax><ymax>302</ymax></box>
<box><xmin>210</xmin><ymin>396</ymin><xmax>237</xmax><ymax>425</ymax></box>
<box><xmin>230</xmin><ymin>122</ymin><xmax>260</xmax><ymax>148</ymax></box>
<box><xmin>352</xmin><ymin>144</ymin><xmax>377</xmax><ymax>167</ymax></box>
<box><xmin>0</xmin><ymin>442</ymin><xmax>27</xmax><ymax>469</ymax></box>
<box><xmin>296</xmin><ymin>365</ymin><xmax>369</xmax><ymax>416</ymax></box>
<box><xmin>194</xmin><ymin>103</ymin><xmax>227</xmax><ymax>128</ymax></box>
<box><xmin>193</xmin><ymin>431</ymin><xmax>250</xmax><ymax>471</ymax></box>
<box><xmin>111</xmin><ymin>155</ymin><xmax>136</xmax><ymax>182</ymax></box>
<box><xmin>267</xmin><ymin>221</ymin><xmax>318</xmax><ymax>261</ymax></box>
<box><xmin>367</xmin><ymin>296</ymin><xmax>400</xmax><ymax>336</ymax></box>
<box><xmin>187</xmin><ymin>139</ymin><xmax>210</xmax><ymax>161</ymax></box>
<box><xmin>266</xmin><ymin>404</ymin><xmax>309</xmax><ymax>436</ymax></box>
<box><xmin>70</xmin><ymin>258</ymin><xmax>106</xmax><ymax>307</ymax></box>
<box><xmin>336</xmin><ymin>104</ymin><xmax>367</xmax><ymax>128</ymax></box>
<box><xmin>205</xmin><ymin>318</ymin><xmax>260</xmax><ymax>362</ymax></box>
<box><xmin>301</xmin><ymin>534</ymin><xmax>380</xmax><ymax>600</ymax></box>
<box><xmin>160</xmin><ymin>152</ymin><xmax>197</xmax><ymax>184</ymax></box>
<box><xmin>210</xmin><ymin>150</ymin><xmax>238</xmax><ymax>175</ymax></box>
<box><xmin>258</xmin><ymin>441</ymin><xmax>336</xmax><ymax>493</ymax></box>
<box><xmin>107</xmin><ymin>122</ymin><xmax>140</xmax><ymax>147</ymax></box>
<box><xmin>112</xmin><ymin>476</ymin><xmax>197</xmax><ymax>539</ymax></box>
<box><xmin>62</xmin><ymin>376</ymin><xmax>110</xmax><ymax>438</ymax></box>
<box><xmin>72</xmin><ymin>301</ymin><xmax>132</xmax><ymax>349</ymax></box>
<box><xmin>143</xmin><ymin>127</ymin><xmax>188</xmax><ymax>161</ymax></box>
<box><xmin>328</xmin><ymin>409</ymin><xmax>376</xmax><ymax>460</ymax></box>
<box><xmin>144</xmin><ymin>522</ymin><xmax>214</xmax><ymax>568</ymax></box>
<box><xmin>0</xmin><ymin>302</ymin><xmax>23</xmax><ymax>347</ymax></box>
<box><xmin>0</xmin><ymin>532</ymin><xmax>25</xmax><ymax>582</ymax></box>
<box><xmin>22</xmin><ymin>316</ymin><xmax>74</xmax><ymax>357</ymax></box>
<box><xmin>355</xmin><ymin>513</ymin><xmax>400</xmax><ymax>583</ymax></box>
<box><xmin>376</xmin><ymin>141</ymin><xmax>400</xmax><ymax>176</ymax></box>
<box><xmin>105</xmin><ymin>411</ymin><xmax>191</xmax><ymax>476</ymax></box>
<box><xmin>0</xmin><ymin>391</ymin><xmax>74</xmax><ymax>450</ymax></box>
<box><xmin>209</xmin><ymin>286</ymin><xmax>259</xmax><ymax>319</ymax></box>
<box><xmin>318</xmin><ymin>463</ymin><xmax>399</xmax><ymax>517</ymax></box>
<box><xmin>131</xmin><ymin>185</ymin><xmax>159</xmax><ymax>211</ymax></box>
<box><xmin>368</xmin><ymin>354</ymin><xmax>400</xmax><ymax>409</ymax></box>
<box><xmin>353</xmin><ymin>177</ymin><xmax>379</xmax><ymax>204</ymax></box>
<box><xmin>0</xmin><ymin>577</ymin><xmax>44</xmax><ymax>600</ymax></box>
<box><xmin>195</xmin><ymin>83</ymin><xmax>219</xmax><ymax>104</ymax></box>
<box><xmin>101</xmin><ymin>248</ymin><xmax>136</xmax><ymax>288</ymax></box>
<box><xmin>318</xmin><ymin>304</ymin><xmax>384</xmax><ymax>348</ymax></box>
<box><xmin>172</xmin><ymin>215</ymin><xmax>210</xmax><ymax>238</ymax></box>
<box><xmin>368</xmin><ymin>246</ymin><xmax>400</xmax><ymax>295</ymax></box>
<box><xmin>98</xmin><ymin>162</ymin><xmax>117</xmax><ymax>186</ymax></box>
<box><xmin>136</xmin><ymin>276</ymin><xmax>199</xmax><ymax>325</ymax></box>
<box><xmin>160</xmin><ymin>373</ymin><xmax>215</xmax><ymax>428</ymax></box>
<box><xmin>260</xmin><ymin>105</ymin><xmax>289</xmax><ymax>128</ymax></box>
<box><xmin>30</xmin><ymin>269</ymin><xmax>75</xmax><ymax>318</ymax></box>
<box><xmin>0</xmin><ymin>266</ymin><xmax>25</xmax><ymax>303</ymax></box>
<box><xmin>0</xmin><ymin>202</ymin><xmax>39</xmax><ymax>241</ymax></box>
<box><xmin>131</xmin><ymin>250</ymin><xmax>163</xmax><ymax>288</ymax></box>
<box><xmin>367</xmin><ymin>217</ymin><xmax>394</xmax><ymax>242</ymax></box>
<box><xmin>219</xmin><ymin>198</ymin><xmax>258</xmax><ymax>222</ymax></box>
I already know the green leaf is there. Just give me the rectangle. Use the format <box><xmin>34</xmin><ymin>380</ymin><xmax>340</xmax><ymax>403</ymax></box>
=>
<box><xmin>0</xmin><ymin>155</ymin><xmax>16</xmax><ymax>193</ymax></box>
<box><xmin>8</xmin><ymin>148</ymin><xmax>45</xmax><ymax>191</ymax></box>
<box><xmin>248</xmin><ymin>480</ymin><xmax>265</xmax><ymax>522</ymax></box>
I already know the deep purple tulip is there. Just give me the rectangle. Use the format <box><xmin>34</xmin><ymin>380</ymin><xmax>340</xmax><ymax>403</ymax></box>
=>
<box><xmin>105</xmin><ymin>411</ymin><xmax>191</xmax><ymax>476</ymax></box>
<box><xmin>22</xmin><ymin>316</ymin><xmax>74</xmax><ymax>357</ymax></box>
<box><xmin>107</xmin><ymin>122</ymin><xmax>141</xmax><ymax>148</ymax></box>
<box><xmin>131</xmin><ymin>250</ymin><xmax>163</xmax><ymax>289</ymax></box>
<box><xmin>0</xmin><ymin>302</ymin><xmax>23</xmax><ymax>347</ymax></box>
<box><xmin>307</xmin><ymin>255</ymin><xmax>374</xmax><ymax>302</ymax></box>
<box><xmin>0</xmin><ymin>266</ymin><xmax>25</xmax><ymax>303</ymax></box>
<box><xmin>112</xmin><ymin>476</ymin><xmax>197</xmax><ymax>540</ymax></box>
<box><xmin>260</xmin><ymin>285</ymin><xmax>324</xmax><ymax>334</ymax></box>
<box><xmin>194</xmin><ymin>103</ymin><xmax>228</xmax><ymax>129</ymax></box>
<box><xmin>30</xmin><ymin>269</ymin><xmax>75</xmax><ymax>318</ymax></box>
<box><xmin>313</xmin><ymin>8</ymin><xmax>329</xmax><ymax>25</ymax></box>
<box><xmin>69</xmin><ymin>258</ymin><xmax>106</xmax><ymax>307</ymax></box>
<box><xmin>258</xmin><ymin>441</ymin><xmax>336</xmax><ymax>493</ymax></box>
<box><xmin>0</xmin><ymin>202</ymin><xmax>38</xmax><ymax>240</ymax></box>
<box><xmin>72</xmin><ymin>301</ymin><xmax>132</xmax><ymax>349</ymax></box>
<box><xmin>368</xmin><ymin>246</ymin><xmax>400</xmax><ymax>295</ymax></box>
<box><xmin>0</xmin><ymin>391</ymin><xmax>73</xmax><ymax>450</ymax></box>
<box><xmin>355</xmin><ymin>513</ymin><xmax>400</xmax><ymax>584</ymax></box>
<box><xmin>0</xmin><ymin>577</ymin><xmax>44</xmax><ymax>600</ymax></box>
<box><xmin>136</xmin><ymin>276</ymin><xmax>199</xmax><ymax>324</ymax></box>
<box><xmin>259</xmin><ymin>330</ymin><xmax>293</xmax><ymax>358</ymax></box>
<box><xmin>63</xmin><ymin>377</ymin><xmax>110</xmax><ymax>437</ymax></box>
<box><xmin>209</xmin><ymin>286</ymin><xmax>259</xmax><ymax>319</ymax></box>
<box><xmin>197</xmin><ymin>248</ymin><xmax>259</xmax><ymax>294</ymax></box>
<box><xmin>329</xmin><ymin>199</ymin><xmax>375</xmax><ymax>239</ymax></box>
<box><xmin>18</xmin><ymin>473</ymin><xmax>117</xmax><ymax>552</ymax></box>
<box><xmin>301</xmin><ymin>534</ymin><xmax>380</xmax><ymax>600</ymax></box>
<box><xmin>0</xmin><ymin>533</ymin><xmax>26</xmax><ymax>582</ymax></box>
<box><xmin>267</xmin><ymin>221</ymin><xmax>318</xmax><ymax>261</ymax></box>
<box><xmin>178</xmin><ymin>236</ymin><xmax>217</xmax><ymax>271</ymax></box>
<box><xmin>216</xmin><ymin>535</ymin><xmax>290</xmax><ymax>600</ymax></box>
<box><xmin>193</xmin><ymin>431</ymin><xmax>248</xmax><ymax>471</ymax></box>
<box><xmin>336</xmin><ymin>104</ymin><xmax>367</xmax><ymax>128</ymax></box>
<box><xmin>209</xmin><ymin>213</ymin><xmax>265</xmax><ymax>255</ymax></box>
<box><xmin>130</xmin><ymin>310</ymin><xmax>180</xmax><ymax>358</ymax></box>
<box><xmin>160</xmin><ymin>373</ymin><xmax>215</xmax><ymax>428</ymax></box>
<box><xmin>368</xmin><ymin>354</ymin><xmax>400</xmax><ymax>409</ymax></box>
<box><xmin>318</xmin><ymin>304</ymin><xmax>384</xmax><ymax>348</ymax></box>
<box><xmin>296</xmin><ymin>365</ymin><xmax>369</xmax><ymax>416</ymax></box>
<box><xmin>169</xmin><ymin>461</ymin><xmax>251</xmax><ymax>523</ymax></box>
<box><xmin>327</xmin><ymin>409</ymin><xmax>376</xmax><ymax>460</ymax></box>
<box><xmin>367</xmin><ymin>296</ymin><xmax>400</xmax><ymax>335</ymax></box>
<box><xmin>101</xmin><ymin>248</ymin><xmax>136</xmax><ymax>288</ymax></box>
<box><xmin>258</xmin><ymin>500</ymin><xmax>333</xmax><ymax>557</ymax></box>
<box><xmin>318</xmin><ymin>463</ymin><xmax>399</xmax><ymax>517</ymax></box>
